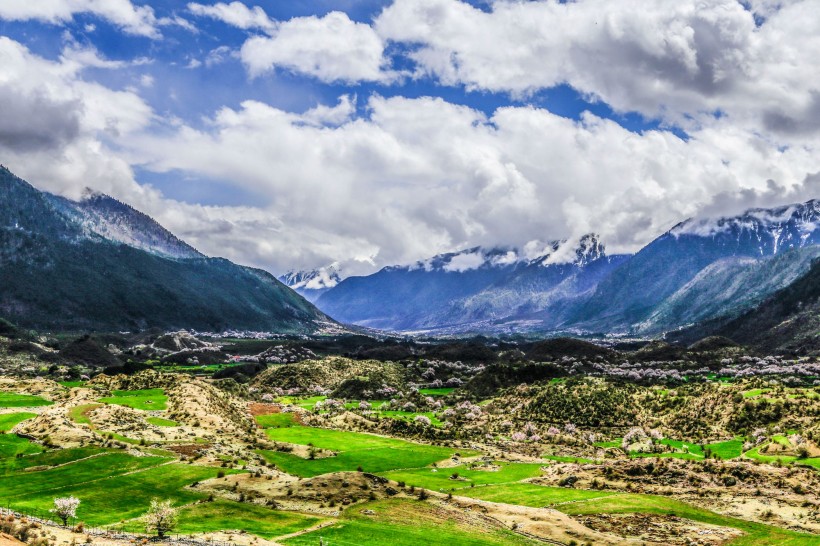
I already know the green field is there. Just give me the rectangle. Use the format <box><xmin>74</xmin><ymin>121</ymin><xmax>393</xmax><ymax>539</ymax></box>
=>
<box><xmin>3</xmin><ymin>451</ymin><xmax>237</xmax><ymax>525</ymax></box>
<box><xmin>0</xmin><ymin>433</ymin><xmax>43</xmax><ymax>458</ymax></box>
<box><xmin>99</xmin><ymin>389</ymin><xmax>168</xmax><ymax>410</ymax></box>
<box><xmin>0</xmin><ymin>446</ymin><xmax>109</xmax><ymax>475</ymax></box>
<box><xmin>418</xmin><ymin>388</ymin><xmax>455</xmax><ymax>396</ymax></box>
<box><xmin>379</xmin><ymin>462</ymin><xmax>546</xmax><ymax>492</ymax></box>
<box><xmin>256</xmin><ymin>412</ymin><xmax>298</xmax><ymax>428</ymax></box>
<box><xmin>59</xmin><ymin>381</ymin><xmax>86</xmax><ymax>388</ymax></box>
<box><xmin>146</xmin><ymin>416</ymin><xmax>179</xmax><ymax>427</ymax></box>
<box><xmin>0</xmin><ymin>412</ymin><xmax>36</xmax><ymax>431</ymax></box>
<box><xmin>175</xmin><ymin>500</ymin><xmax>323</xmax><ymax>537</ymax></box>
<box><xmin>0</xmin><ymin>392</ymin><xmax>52</xmax><ymax>407</ymax></box>
<box><xmin>283</xmin><ymin>499</ymin><xmax>537</xmax><ymax>546</ymax></box>
<box><xmin>259</xmin><ymin>426</ymin><xmax>473</xmax><ymax>477</ymax></box>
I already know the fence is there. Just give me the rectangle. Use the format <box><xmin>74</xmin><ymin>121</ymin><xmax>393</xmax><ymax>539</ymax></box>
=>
<box><xmin>0</xmin><ymin>503</ymin><xmax>236</xmax><ymax>546</ymax></box>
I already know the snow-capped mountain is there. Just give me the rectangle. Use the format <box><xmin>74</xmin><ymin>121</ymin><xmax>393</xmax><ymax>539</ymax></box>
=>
<box><xmin>47</xmin><ymin>190</ymin><xmax>202</xmax><ymax>260</ymax></box>
<box><xmin>670</xmin><ymin>200</ymin><xmax>820</xmax><ymax>255</ymax></box>
<box><xmin>279</xmin><ymin>264</ymin><xmax>341</xmax><ymax>302</ymax></box>
<box><xmin>0</xmin><ymin>165</ymin><xmax>330</xmax><ymax>332</ymax></box>
<box><xmin>571</xmin><ymin>199</ymin><xmax>820</xmax><ymax>334</ymax></box>
<box><xmin>313</xmin><ymin>234</ymin><xmax>625</xmax><ymax>332</ymax></box>
<box><xmin>310</xmin><ymin>200</ymin><xmax>820</xmax><ymax>335</ymax></box>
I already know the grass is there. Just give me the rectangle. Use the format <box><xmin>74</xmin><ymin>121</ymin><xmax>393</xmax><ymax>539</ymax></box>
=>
<box><xmin>0</xmin><ymin>392</ymin><xmax>52</xmax><ymax>408</ymax></box>
<box><xmin>282</xmin><ymin>499</ymin><xmax>537</xmax><ymax>546</ymax></box>
<box><xmin>99</xmin><ymin>389</ymin><xmax>167</xmax><ymax>411</ymax></box>
<box><xmin>555</xmin><ymin>491</ymin><xmax>820</xmax><ymax>545</ymax></box>
<box><xmin>742</xmin><ymin>388</ymin><xmax>772</xmax><ymax>398</ymax></box>
<box><xmin>459</xmin><ymin>483</ymin><xmax>820</xmax><ymax>545</ymax></box>
<box><xmin>59</xmin><ymin>381</ymin><xmax>86</xmax><ymax>388</ymax></box>
<box><xmin>0</xmin><ymin>412</ymin><xmax>36</xmax><ymax>431</ymax></box>
<box><xmin>174</xmin><ymin>500</ymin><xmax>323</xmax><ymax>538</ymax></box>
<box><xmin>744</xmin><ymin>446</ymin><xmax>820</xmax><ymax>470</ymax></box>
<box><xmin>0</xmin><ymin>452</ymin><xmax>170</xmax><ymax>499</ymax></box>
<box><xmin>111</xmin><ymin>499</ymin><xmax>324</xmax><ymax>538</ymax></box>
<box><xmin>256</xmin><ymin>413</ymin><xmax>298</xmax><ymax>428</ymax></box>
<box><xmin>418</xmin><ymin>388</ymin><xmax>455</xmax><ymax>396</ymax></box>
<box><xmin>277</xmin><ymin>396</ymin><xmax>327</xmax><ymax>410</ymax></box>
<box><xmin>0</xmin><ymin>446</ymin><xmax>109</xmax><ymax>475</ymax></box>
<box><xmin>259</xmin><ymin>426</ymin><xmax>474</xmax><ymax>477</ymax></box>
<box><xmin>457</xmin><ymin>483</ymin><xmax>618</xmax><ymax>505</ymax></box>
<box><xmin>630</xmin><ymin>438</ymin><xmax>744</xmax><ymax>461</ymax></box>
<box><xmin>379</xmin><ymin>462</ymin><xmax>546</xmax><ymax>492</ymax></box>
<box><xmin>69</xmin><ymin>403</ymin><xmax>102</xmax><ymax>424</ymax></box>
<box><xmin>146</xmin><ymin>416</ymin><xmax>179</xmax><ymax>427</ymax></box>
<box><xmin>6</xmin><ymin>455</ymin><xmax>237</xmax><ymax>526</ymax></box>
<box><xmin>0</xmin><ymin>434</ymin><xmax>43</xmax><ymax>458</ymax></box>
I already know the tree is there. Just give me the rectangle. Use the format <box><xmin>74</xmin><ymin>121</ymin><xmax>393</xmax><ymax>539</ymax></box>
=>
<box><xmin>144</xmin><ymin>499</ymin><xmax>178</xmax><ymax>538</ymax></box>
<box><xmin>51</xmin><ymin>497</ymin><xmax>80</xmax><ymax>526</ymax></box>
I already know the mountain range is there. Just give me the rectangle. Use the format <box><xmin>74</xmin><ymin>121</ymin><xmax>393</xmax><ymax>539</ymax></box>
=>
<box><xmin>284</xmin><ymin>200</ymin><xmax>820</xmax><ymax>336</ymax></box>
<box><xmin>279</xmin><ymin>264</ymin><xmax>341</xmax><ymax>303</ymax></box>
<box><xmin>0</xmin><ymin>166</ymin><xmax>331</xmax><ymax>333</ymax></box>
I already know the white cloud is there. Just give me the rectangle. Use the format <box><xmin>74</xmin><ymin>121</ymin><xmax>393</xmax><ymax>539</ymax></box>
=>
<box><xmin>374</xmin><ymin>0</ymin><xmax>820</xmax><ymax>137</ymax></box>
<box><xmin>0</xmin><ymin>0</ymin><xmax>159</xmax><ymax>37</ymax></box>
<box><xmin>239</xmin><ymin>11</ymin><xmax>393</xmax><ymax>82</ymax></box>
<box><xmin>188</xmin><ymin>1</ymin><xmax>275</xmax><ymax>32</ymax></box>
<box><xmin>122</xmin><ymin>92</ymin><xmax>820</xmax><ymax>276</ymax></box>
<box><xmin>443</xmin><ymin>251</ymin><xmax>486</xmax><ymax>272</ymax></box>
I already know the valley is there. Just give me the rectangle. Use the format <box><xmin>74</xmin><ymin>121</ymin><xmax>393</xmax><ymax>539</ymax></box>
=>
<box><xmin>0</xmin><ymin>331</ymin><xmax>819</xmax><ymax>545</ymax></box>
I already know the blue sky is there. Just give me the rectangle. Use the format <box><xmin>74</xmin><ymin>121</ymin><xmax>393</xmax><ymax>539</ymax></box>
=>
<box><xmin>0</xmin><ymin>0</ymin><xmax>818</xmax><ymax>276</ymax></box>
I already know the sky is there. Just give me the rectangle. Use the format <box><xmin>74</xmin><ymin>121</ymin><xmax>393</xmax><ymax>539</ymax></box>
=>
<box><xmin>0</xmin><ymin>0</ymin><xmax>819</xmax><ymax>277</ymax></box>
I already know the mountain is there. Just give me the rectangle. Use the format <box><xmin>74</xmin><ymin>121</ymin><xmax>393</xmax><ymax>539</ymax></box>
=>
<box><xmin>279</xmin><ymin>264</ymin><xmax>341</xmax><ymax>303</ymax></box>
<box><xmin>314</xmin><ymin>234</ymin><xmax>628</xmax><ymax>332</ymax></box>
<box><xmin>309</xmin><ymin>200</ymin><xmax>820</xmax><ymax>336</ymax></box>
<box><xmin>712</xmin><ymin>257</ymin><xmax>820</xmax><ymax>355</ymax></box>
<box><xmin>570</xmin><ymin>200</ymin><xmax>820</xmax><ymax>334</ymax></box>
<box><xmin>0</xmin><ymin>165</ymin><xmax>331</xmax><ymax>333</ymax></box>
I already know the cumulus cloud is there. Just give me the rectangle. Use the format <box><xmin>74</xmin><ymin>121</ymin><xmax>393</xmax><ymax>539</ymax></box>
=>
<box><xmin>374</xmin><ymin>0</ymin><xmax>820</xmax><ymax>136</ymax></box>
<box><xmin>187</xmin><ymin>3</ymin><xmax>394</xmax><ymax>83</ymax></box>
<box><xmin>0</xmin><ymin>37</ymin><xmax>153</xmax><ymax>200</ymax></box>
<box><xmin>121</xmin><ymin>92</ymin><xmax>820</xmax><ymax>276</ymax></box>
<box><xmin>0</xmin><ymin>0</ymin><xmax>159</xmax><ymax>37</ymax></box>
<box><xmin>240</xmin><ymin>11</ymin><xmax>393</xmax><ymax>82</ymax></box>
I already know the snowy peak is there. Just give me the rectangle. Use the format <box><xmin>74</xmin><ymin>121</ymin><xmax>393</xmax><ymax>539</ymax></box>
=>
<box><xmin>400</xmin><ymin>233</ymin><xmax>608</xmax><ymax>274</ymax></box>
<box><xmin>670</xmin><ymin>199</ymin><xmax>820</xmax><ymax>256</ymax></box>
<box><xmin>280</xmin><ymin>264</ymin><xmax>342</xmax><ymax>291</ymax></box>
<box><xmin>532</xmin><ymin>233</ymin><xmax>606</xmax><ymax>267</ymax></box>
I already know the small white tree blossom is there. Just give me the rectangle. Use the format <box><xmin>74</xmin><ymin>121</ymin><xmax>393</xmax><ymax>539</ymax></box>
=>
<box><xmin>358</xmin><ymin>400</ymin><xmax>372</xmax><ymax>411</ymax></box>
<box><xmin>51</xmin><ymin>496</ymin><xmax>80</xmax><ymax>526</ymax></box>
<box><xmin>144</xmin><ymin>499</ymin><xmax>178</xmax><ymax>538</ymax></box>
<box><xmin>414</xmin><ymin>415</ymin><xmax>432</xmax><ymax>426</ymax></box>
<box><xmin>511</xmin><ymin>431</ymin><xmax>527</xmax><ymax>442</ymax></box>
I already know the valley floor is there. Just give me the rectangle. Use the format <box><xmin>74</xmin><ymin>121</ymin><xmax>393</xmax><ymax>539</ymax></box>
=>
<box><xmin>0</xmin><ymin>372</ymin><xmax>819</xmax><ymax>545</ymax></box>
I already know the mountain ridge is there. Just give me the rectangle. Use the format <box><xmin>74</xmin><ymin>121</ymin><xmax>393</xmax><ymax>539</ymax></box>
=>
<box><xmin>0</xmin><ymin>165</ymin><xmax>332</xmax><ymax>333</ymax></box>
